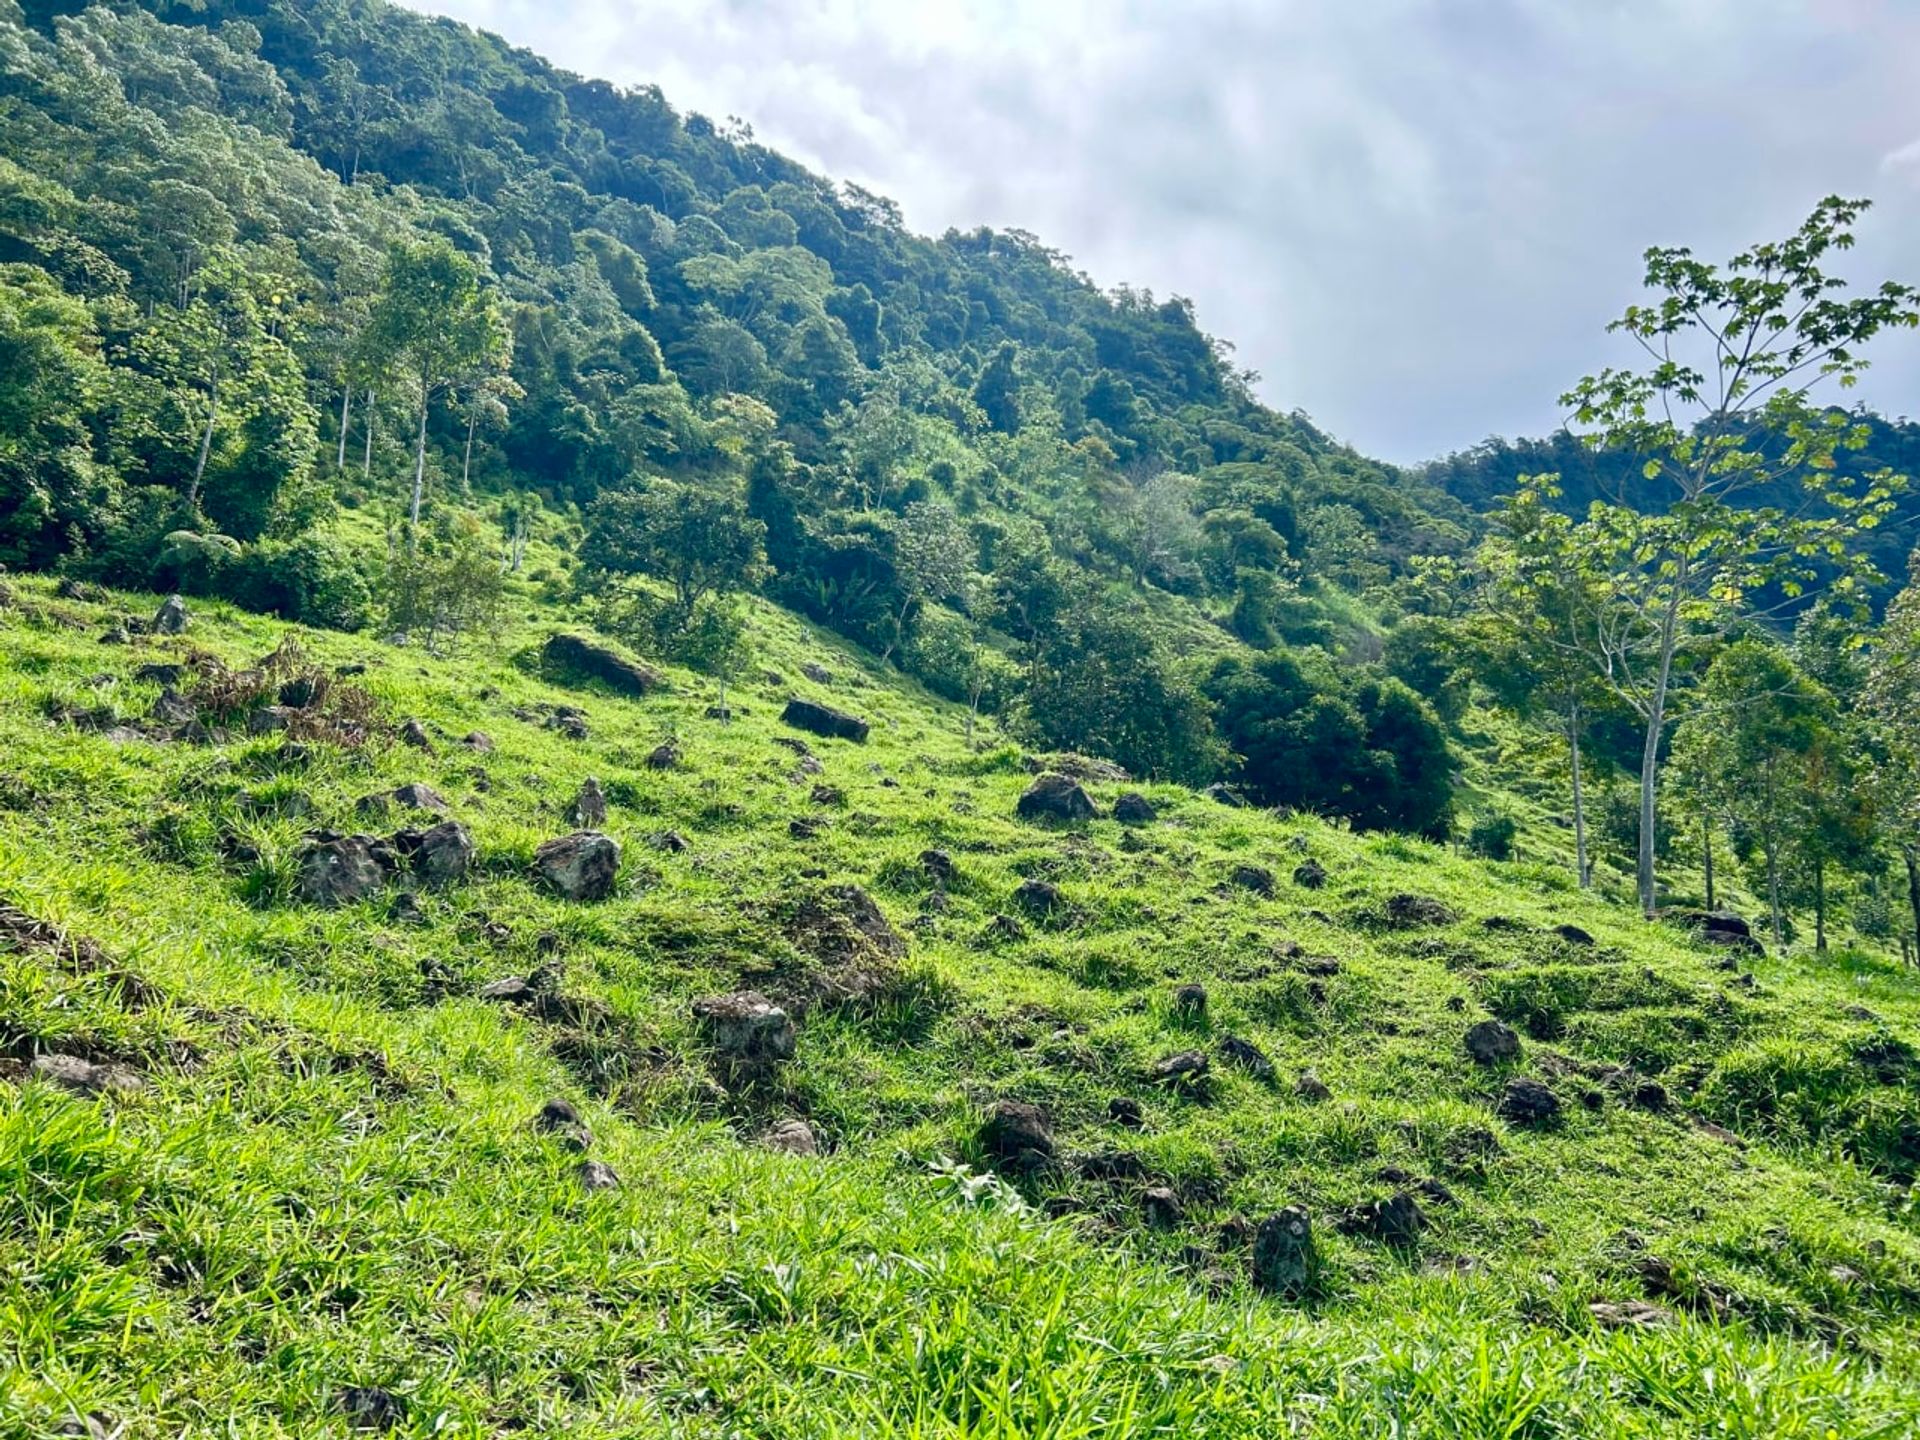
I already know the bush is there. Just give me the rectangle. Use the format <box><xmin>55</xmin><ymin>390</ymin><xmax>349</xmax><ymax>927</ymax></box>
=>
<box><xmin>222</xmin><ymin>534</ymin><xmax>373</xmax><ymax>631</ymax></box>
<box><xmin>1467</xmin><ymin>813</ymin><xmax>1518</xmax><ymax>860</ymax></box>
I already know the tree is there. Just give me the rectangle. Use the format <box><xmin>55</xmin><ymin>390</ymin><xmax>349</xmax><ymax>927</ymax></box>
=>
<box><xmin>1863</xmin><ymin>548</ymin><xmax>1920</xmax><ymax>954</ymax></box>
<box><xmin>881</xmin><ymin>500</ymin><xmax>969</xmax><ymax>664</ymax></box>
<box><xmin>357</xmin><ymin>239</ymin><xmax>508</xmax><ymax>545</ymax></box>
<box><xmin>381</xmin><ymin>512</ymin><xmax>506</xmax><ymax>652</ymax></box>
<box><xmin>971</xmin><ymin>341</ymin><xmax>1021</xmax><ymax>433</ymax></box>
<box><xmin>579</xmin><ymin>479</ymin><xmax>768</xmax><ymax>645</ymax></box>
<box><xmin>1529</xmin><ymin>198</ymin><xmax>1918</xmax><ymax>914</ymax></box>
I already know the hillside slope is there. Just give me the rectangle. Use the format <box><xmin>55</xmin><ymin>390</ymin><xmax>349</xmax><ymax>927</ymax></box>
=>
<box><xmin>4</xmin><ymin>578</ymin><xmax>1918</xmax><ymax>1437</ymax></box>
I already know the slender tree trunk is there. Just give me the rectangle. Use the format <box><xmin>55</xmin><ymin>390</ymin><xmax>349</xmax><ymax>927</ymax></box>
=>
<box><xmin>362</xmin><ymin>388</ymin><xmax>375</xmax><ymax>480</ymax></box>
<box><xmin>1702</xmin><ymin>806</ymin><xmax>1715</xmax><ymax>911</ymax></box>
<box><xmin>1637</xmin><ymin>584</ymin><xmax>1685</xmax><ymax>916</ymax></box>
<box><xmin>187</xmin><ymin>373</ymin><xmax>219</xmax><ymax>514</ymax></box>
<box><xmin>1814</xmin><ymin>860</ymin><xmax>1827</xmax><ymax>952</ymax></box>
<box><xmin>1568</xmin><ymin>693</ymin><xmax>1589</xmax><ymax>888</ymax></box>
<box><xmin>1763</xmin><ymin>764</ymin><xmax>1783</xmax><ymax>948</ymax></box>
<box><xmin>1903</xmin><ymin>846</ymin><xmax>1920</xmax><ymax>964</ymax></box>
<box><xmin>462</xmin><ymin>405</ymin><xmax>477</xmax><ymax>490</ymax></box>
<box><xmin>337</xmin><ymin>385</ymin><xmax>351</xmax><ymax>471</ymax></box>
<box><xmin>409</xmin><ymin>377</ymin><xmax>429</xmax><ymax>549</ymax></box>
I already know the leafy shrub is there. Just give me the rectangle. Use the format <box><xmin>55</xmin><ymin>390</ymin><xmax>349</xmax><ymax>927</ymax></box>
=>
<box><xmin>221</xmin><ymin>534</ymin><xmax>373</xmax><ymax>631</ymax></box>
<box><xmin>1468</xmin><ymin>812</ymin><xmax>1518</xmax><ymax>860</ymax></box>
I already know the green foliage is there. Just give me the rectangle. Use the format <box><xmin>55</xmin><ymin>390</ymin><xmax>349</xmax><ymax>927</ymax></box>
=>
<box><xmin>379</xmin><ymin>513</ymin><xmax>504</xmax><ymax>649</ymax></box>
<box><xmin>580</xmin><ymin>479</ymin><xmax>768</xmax><ymax>645</ymax></box>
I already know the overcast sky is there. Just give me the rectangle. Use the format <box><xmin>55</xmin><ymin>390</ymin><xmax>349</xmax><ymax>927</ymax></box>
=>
<box><xmin>406</xmin><ymin>0</ymin><xmax>1920</xmax><ymax>464</ymax></box>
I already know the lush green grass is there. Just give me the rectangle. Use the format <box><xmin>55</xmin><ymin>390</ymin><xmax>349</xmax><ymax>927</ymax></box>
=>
<box><xmin>3</xmin><ymin>576</ymin><xmax>1918</xmax><ymax>1437</ymax></box>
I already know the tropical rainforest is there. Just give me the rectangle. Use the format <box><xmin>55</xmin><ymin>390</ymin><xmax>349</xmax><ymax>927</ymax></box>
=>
<box><xmin>4</xmin><ymin>1</ymin><xmax>1920</xmax><ymax>1436</ymax></box>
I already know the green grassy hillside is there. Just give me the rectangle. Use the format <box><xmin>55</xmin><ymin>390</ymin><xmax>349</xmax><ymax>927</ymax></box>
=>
<box><xmin>3</xmin><ymin>577</ymin><xmax>1918</xmax><ymax>1438</ymax></box>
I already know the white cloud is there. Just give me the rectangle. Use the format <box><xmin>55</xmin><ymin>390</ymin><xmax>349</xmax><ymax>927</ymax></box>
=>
<box><xmin>406</xmin><ymin>0</ymin><xmax>1920</xmax><ymax>459</ymax></box>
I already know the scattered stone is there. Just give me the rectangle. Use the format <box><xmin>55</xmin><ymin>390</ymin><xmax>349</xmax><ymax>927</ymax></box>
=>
<box><xmin>801</xmin><ymin>661</ymin><xmax>834</xmax><ymax>684</ymax></box>
<box><xmin>408</xmin><ymin>820</ymin><xmax>475</xmax><ymax>884</ymax></box>
<box><xmin>1292</xmin><ymin>859</ymin><xmax>1327</xmax><ymax>890</ymax></box>
<box><xmin>534</xmin><ymin>832</ymin><xmax>620</xmax><ymax>901</ymax></box>
<box><xmin>1295</xmin><ymin>1068</ymin><xmax>1332</xmax><ymax>1102</ymax></box>
<box><xmin>646</xmin><ymin>742</ymin><xmax>680</xmax><ymax>770</ymax></box>
<box><xmin>979</xmin><ymin>914</ymin><xmax>1028</xmax><ymax>945</ymax></box>
<box><xmin>296</xmin><ymin>832</ymin><xmax>387</xmax><ymax>906</ymax></box>
<box><xmin>1589</xmin><ymin>1300</ymin><xmax>1671</xmax><ymax>1330</ymax></box>
<box><xmin>1107</xmin><ymin>1096</ymin><xmax>1145</xmax><ymax>1128</ymax></box>
<box><xmin>98</xmin><ymin>625</ymin><xmax>129</xmax><ymax>645</ymax></box>
<box><xmin>151</xmin><ymin>594</ymin><xmax>189</xmax><ymax>635</ymax></box>
<box><xmin>1013</xmin><ymin>878</ymin><xmax>1065</xmax><ymax>915</ymax></box>
<box><xmin>789</xmin><ymin>816</ymin><xmax>828</xmax><ymax>840</ymax></box>
<box><xmin>1152</xmin><ymin>1050</ymin><xmax>1211</xmax><ymax>1092</ymax></box>
<box><xmin>1113</xmin><ymin>792</ymin><xmax>1157</xmax><ymax>824</ymax></box>
<box><xmin>1016</xmin><ymin>772</ymin><xmax>1099</xmax><ymax>822</ymax></box>
<box><xmin>1341</xmin><ymin>1192</ymin><xmax>1426</xmax><ymax>1248</ymax></box>
<box><xmin>1143</xmin><ymin>1186</ymin><xmax>1184</xmax><ymax>1227</ymax></box>
<box><xmin>337</xmin><ymin>1385</ymin><xmax>405</xmax><ymax>1431</ymax></box>
<box><xmin>462</xmin><ymin>731</ymin><xmax>493</xmax><ymax>752</ymax></box>
<box><xmin>1297</xmin><ymin>954</ymin><xmax>1341</xmax><ymax>977</ymax></box>
<box><xmin>1230</xmin><ymin>864</ymin><xmax>1275</xmax><ymax>896</ymax></box>
<box><xmin>979</xmin><ymin>1099</ymin><xmax>1055</xmax><ymax>1173</ymax></box>
<box><xmin>151</xmin><ymin>688</ymin><xmax>197</xmax><ymax>729</ymax></box>
<box><xmin>1464</xmin><ymin>1019</ymin><xmax>1521</xmax><ymax>1066</ymax></box>
<box><xmin>1173</xmin><ymin>982</ymin><xmax>1209</xmax><ymax>1019</ymax></box>
<box><xmin>536</xmin><ymin>1098</ymin><xmax>582</xmax><ymax>1130</ymax></box>
<box><xmin>1415</xmin><ymin>1177</ymin><xmax>1459</xmax><ymax>1208</ymax></box>
<box><xmin>1383</xmin><ymin>893</ymin><xmax>1454</xmax><ymax>928</ymax></box>
<box><xmin>548</xmin><ymin>709</ymin><xmax>590</xmax><ymax>741</ymax></box>
<box><xmin>389</xmin><ymin>891</ymin><xmax>427</xmax><ymax>926</ymax></box>
<box><xmin>542</xmin><ymin>632</ymin><xmax>664</xmax><ymax>696</ymax></box>
<box><xmin>1217</xmin><ymin>1034</ymin><xmax>1275</xmax><ymax>1080</ymax></box>
<box><xmin>809</xmin><ymin>783</ymin><xmax>843</xmax><ymax>806</ymax></box>
<box><xmin>781</xmin><ymin>697</ymin><xmax>869</xmax><ymax>742</ymax></box>
<box><xmin>390</xmin><ymin>783</ymin><xmax>449</xmax><ymax>814</ymax></box>
<box><xmin>1496</xmin><ymin>1075</ymin><xmax>1561</xmax><ymax>1127</ymax></box>
<box><xmin>478</xmin><ymin>976</ymin><xmax>531</xmax><ymax>1003</ymax></box>
<box><xmin>1202</xmin><ymin>783</ymin><xmax>1247</xmax><ymax>807</ymax></box>
<box><xmin>766</xmin><ymin>1118</ymin><xmax>819</xmax><ymax>1155</ymax></box>
<box><xmin>1251</xmin><ymin>1207</ymin><xmax>1318</xmax><ymax>1297</ymax></box>
<box><xmin>647</xmin><ymin>828</ymin><xmax>690</xmax><ymax>853</ymax></box>
<box><xmin>1552</xmin><ymin>923</ymin><xmax>1595</xmax><ymax>946</ymax></box>
<box><xmin>31</xmin><ymin>1053</ymin><xmax>143</xmax><ymax>1096</ymax></box>
<box><xmin>569</xmin><ymin>777</ymin><xmax>608</xmax><ymax>828</ymax></box>
<box><xmin>399</xmin><ymin>718</ymin><xmax>432</xmax><ymax>750</ymax></box>
<box><xmin>133</xmin><ymin>662</ymin><xmax>185</xmax><ymax>687</ymax></box>
<box><xmin>920</xmin><ymin>849</ymin><xmax>957</xmax><ymax>885</ymax></box>
<box><xmin>692</xmin><ymin>991</ymin><xmax>797</xmax><ymax>1067</ymax></box>
<box><xmin>576</xmin><ymin>1158</ymin><xmax>621</xmax><ymax>1191</ymax></box>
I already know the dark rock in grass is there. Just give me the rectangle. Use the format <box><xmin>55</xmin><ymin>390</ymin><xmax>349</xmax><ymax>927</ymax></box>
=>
<box><xmin>1016</xmin><ymin>772</ymin><xmax>1099</xmax><ymax>822</ymax></box>
<box><xmin>1340</xmin><ymin>1192</ymin><xmax>1427</xmax><ymax>1248</ymax></box>
<box><xmin>1251</xmin><ymin>1206</ymin><xmax>1318</xmax><ymax>1297</ymax></box>
<box><xmin>548</xmin><ymin>709</ymin><xmax>590</xmax><ymax>741</ymax></box>
<box><xmin>461</xmin><ymin>731</ymin><xmax>493</xmax><ymax>752</ymax></box>
<box><xmin>1383</xmin><ymin>893</ymin><xmax>1454</xmax><ymax>928</ymax></box>
<box><xmin>1853</xmin><ymin>1033</ymin><xmax>1915</xmax><ymax>1084</ymax></box>
<box><xmin>1202</xmin><ymin>783</ymin><xmax>1247</xmax><ymax>808</ymax></box>
<box><xmin>781</xmin><ymin>697</ymin><xmax>869</xmax><ymax>743</ymax></box>
<box><xmin>536</xmin><ymin>1097</ymin><xmax>582</xmax><ymax>1130</ymax></box>
<box><xmin>133</xmin><ymin>662</ymin><xmax>185</xmax><ymax>687</ymax></box>
<box><xmin>802</xmin><ymin>661</ymin><xmax>834</xmax><ymax>685</ymax></box>
<box><xmin>1113</xmin><ymin>792</ymin><xmax>1157</xmax><ymax>824</ymax></box>
<box><xmin>408</xmin><ymin>820</ymin><xmax>475</xmax><ymax>884</ymax></box>
<box><xmin>248</xmin><ymin>705</ymin><xmax>303</xmax><ymax>735</ymax></box>
<box><xmin>1013</xmin><ymin>878</ymin><xmax>1065</xmax><ymax>915</ymax></box>
<box><xmin>569</xmin><ymin>777</ymin><xmax>608</xmax><ymax>828</ymax></box>
<box><xmin>1589</xmin><ymin>1300</ymin><xmax>1672</xmax><ymax>1330</ymax></box>
<box><xmin>1464</xmin><ymin>1019</ymin><xmax>1520</xmax><ymax>1066</ymax></box>
<box><xmin>979</xmin><ymin>1099</ymin><xmax>1055</xmax><ymax>1173</ymax></box>
<box><xmin>1552</xmin><ymin>923</ymin><xmax>1596</xmax><ymax>946</ymax></box>
<box><xmin>576</xmin><ymin>1158</ymin><xmax>621</xmax><ymax>1192</ymax></box>
<box><xmin>1415</xmin><ymin>1177</ymin><xmax>1460</xmax><ymax>1208</ymax></box>
<box><xmin>1628</xmin><ymin>1079</ymin><xmax>1669</xmax><ymax>1112</ymax></box>
<box><xmin>647</xmin><ymin>828</ymin><xmax>690</xmax><ymax>853</ymax></box>
<box><xmin>1298</xmin><ymin>954</ymin><xmax>1342</xmax><ymax>977</ymax></box>
<box><xmin>542</xmin><ymin>632</ymin><xmax>664</xmax><ymax>697</ymax></box>
<box><xmin>692</xmin><ymin>991</ymin><xmax>797</xmax><ymax>1067</ymax></box>
<box><xmin>336</xmin><ymin>662</ymin><xmax>368</xmax><ymax>677</ymax></box>
<box><xmin>399</xmin><ymin>718</ymin><xmax>432</xmax><ymax>750</ymax></box>
<box><xmin>1173</xmin><ymin>983</ymin><xmax>1209</xmax><ymax>1019</ymax></box>
<box><xmin>478</xmin><ymin>976</ymin><xmax>532</xmax><ymax>1003</ymax></box>
<box><xmin>1152</xmin><ymin>1050</ymin><xmax>1211</xmax><ymax>1093</ymax></box>
<box><xmin>151</xmin><ymin>594</ymin><xmax>189</xmax><ymax>635</ymax></box>
<box><xmin>789</xmin><ymin>816</ymin><xmax>828</xmax><ymax>840</ymax></box>
<box><xmin>98</xmin><ymin>625</ymin><xmax>129</xmax><ymax>645</ymax></box>
<box><xmin>920</xmin><ymin>849</ymin><xmax>957</xmax><ymax>885</ymax></box>
<box><xmin>705</xmin><ymin>705</ymin><xmax>735</xmax><ymax>721</ymax></box>
<box><xmin>1663</xmin><ymin>908</ymin><xmax>1752</xmax><ymax>939</ymax></box>
<box><xmin>337</xmin><ymin>1385</ymin><xmax>405</xmax><ymax>1431</ymax></box>
<box><xmin>390</xmin><ymin>783</ymin><xmax>449</xmax><ymax>814</ymax></box>
<box><xmin>1230</xmin><ymin>864</ymin><xmax>1275</xmax><ymax>896</ymax></box>
<box><xmin>1107</xmin><ymin>1096</ymin><xmax>1145</xmax><ymax>1128</ymax></box>
<box><xmin>389</xmin><ymin>891</ymin><xmax>427</xmax><ymax>927</ymax></box>
<box><xmin>765</xmin><ymin>1118</ymin><xmax>819</xmax><ymax>1155</ymax></box>
<box><xmin>534</xmin><ymin>832</ymin><xmax>620</xmax><ymax>901</ymax></box>
<box><xmin>809</xmin><ymin>783</ymin><xmax>844</xmax><ymax>806</ymax></box>
<box><xmin>1292</xmin><ymin>859</ymin><xmax>1327</xmax><ymax>890</ymax></box>
<box><xmin>1496</xmin><ymin>1075</ymin><xmax>1561</xmax><ymax>1127</ymax></box>
<box><xmin>646</xmin><ymin>742</ymin><xmax>680</xmax><ymax>770</ymax></box>
<box><xmin>1218</xmin><ymin>1034</ymin><xmax>1275</xmax><ymax>1081</ymax></box>
<box><xmin>151</xmin><ymin>689</ymin><xmax>197</xmax><ymax>729</ymax></box>
<box><xmin>31</xmin><ymin>1053</ymin><xmax>143</xmax><ymax>1096</ymax></box>
<box><xmin>1143</xmin><ymin>1186</ymin><xmax>1184</xmax><ymax>1228</ymax></box>
<box><xmin>1295</xmin><ymin>1068</ymin><xmax>1332</xmax><ymax>1102</ymax></box>
<box><xmin>978</xmin><ymin>914</ymin><xmax>1028</xmax><ymax>945</ymax></box>
<box><xmin>296</xmin><ymin>832</ymin><xmax>387</xmax><ymax>906</ymax></box>
<box><xmin>277</xmin><ymin>674</ymin><xmax>320</xmax><ymax>709</ymax></box>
